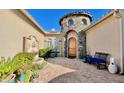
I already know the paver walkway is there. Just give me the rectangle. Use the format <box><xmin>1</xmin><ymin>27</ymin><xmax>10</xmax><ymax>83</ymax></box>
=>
<box><xmin>47</xmin><ymin>57</ymin><xmax>124</xmax><ymax>83</ymax></box>
<box><xmin>32</xmin><ymin>62</ymin><xmax>75</xmax><ymax>83</ymax></box>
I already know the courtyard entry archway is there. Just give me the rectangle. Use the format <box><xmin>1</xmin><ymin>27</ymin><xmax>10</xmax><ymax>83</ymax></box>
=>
<box><xmin>68</xmin><ymin>37</ymin><xmax>77</xmax><ymax>58</ymax></box>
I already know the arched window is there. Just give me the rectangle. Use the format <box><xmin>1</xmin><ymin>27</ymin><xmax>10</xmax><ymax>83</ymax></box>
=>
<box><xmin>82</xmin><ymin>19</ymin><xmax>87</xmax><ymax>25</ymax></box>
<box><xmin>68</xmin><ymin>19</ymin><xmax>74</xmax><ymax>26</ymax></box>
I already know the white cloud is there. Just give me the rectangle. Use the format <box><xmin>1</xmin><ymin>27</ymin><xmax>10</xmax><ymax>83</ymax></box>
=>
<box><xmin>51</xmin><ymin>28</ymin><xmax>56</xmax><ymax>31</ymax></box>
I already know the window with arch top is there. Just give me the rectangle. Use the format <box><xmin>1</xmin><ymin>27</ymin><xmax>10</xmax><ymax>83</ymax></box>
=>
<box><xmin>68</xmin><ymin>19</ymin><xmax>74</xmax><ymax>26</ymax></box>
<box><xmin>82</xmin><ymin>19</ymin><xmax>87</xmax><ymax>25</ymax></box>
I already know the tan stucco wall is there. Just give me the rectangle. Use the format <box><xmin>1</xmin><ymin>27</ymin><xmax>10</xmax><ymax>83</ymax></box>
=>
<box><xmin>0</xmin><ymin>9</ymin><xmax>45</xmax><ymax>58</ymax></box>
<box><xmin>44</xmin><ymin>34</ymin><xmax>62</xmax><ymax>56</ymax></box>
<box><xmin>44</xmin><ymin>36</ymin><xmax>57</xmax><ymax>48</ymax></box>
<box><xmin>119</xmin><ymin>9</ymin><xmax>124</xmax><ymax>73</ymax></box>
<box><xmin>86</xmin><ymin>14</ymin><xmax>122</xmax><ymax>71</ymax></box>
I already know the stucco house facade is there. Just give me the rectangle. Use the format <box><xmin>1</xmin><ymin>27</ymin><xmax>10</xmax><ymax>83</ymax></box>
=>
<box><xmin>1</xmin><ymin>9</ymin><xmax>124</xmax><ymax>74</ymax></box>
<box><xmin>84</xmin><ymin>10</ymin><xmax>124</xmax><ymax>74</ymax></box>
<box><xmin>0</xmin><ymin>9</ymin><xmax>61</xmax><ymax>57</ymax></box>
<box><xmin>59</xmin><ymin>9</ymin><xmax>124</xmax><ymax>74</ymax></box>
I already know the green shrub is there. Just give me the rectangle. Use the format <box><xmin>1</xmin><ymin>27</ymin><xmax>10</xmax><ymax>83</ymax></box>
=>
<box><xmin>12</xmin><ymin>52</ymin><xmax>35</xmax><ymax>65</ymax></box>
<box><xmin>0</xmin><ymin>57</ymin><xmax>5</xmax><ymax>64</ymax></box>
<box><xmin>24</xmin><ymin>70</ymin><xmax>32</xmax><ymax>83</ymax></box>
<box><xmin>0</xmin><ymin>57</ymin><xmax>13</xmax><ymax>80</ymax></box>
<box><xmin>0</xmin><ymin>57</ymin><xmax>6</xmax><ymax>66</ymax></box>
<box><xmin>32</xmin><ymin>61</ymin><xmax>47</xmax><ymax>71</ymax></box>
<box><xmin>30</xmin><ymin>61</ymin><xmax>47</xmax><ymax>82</ymax></box>
<box><xmin>39</xmin><ymin>48</ymin><xmax>52</xmax><ymax>58</ymax></box>
<box><xmin>0</xmin><ymin>52</ymin><xmax>35</xmax><ymax>81</ymax></box>
<box><xmin>6</xmin><ymin>57</ymin><xmax>11</xmax><ymax>64</ymax></box>
<box><xmin>30</xmin><ymin>70</ymin><xmax>39</xmax><ymax>80</ymax></box>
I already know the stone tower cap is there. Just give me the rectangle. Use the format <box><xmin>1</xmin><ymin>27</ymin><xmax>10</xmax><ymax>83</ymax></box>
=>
<box><xmin>59</xmin><ymin>11</ymin><xmax>93</xmax><ymax>25</ymax></box>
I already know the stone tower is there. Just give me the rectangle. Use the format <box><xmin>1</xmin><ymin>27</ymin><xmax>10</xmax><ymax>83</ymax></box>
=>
<box><xmin>60</xmin><ymin>11</ymin><xmax>92</xmax><ymax>58</ymax></box>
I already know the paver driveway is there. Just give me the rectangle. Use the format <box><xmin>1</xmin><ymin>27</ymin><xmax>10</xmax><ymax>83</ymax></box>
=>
<box><xmin>47</xmin><ymin>57</ymin><xmax>124</xmax><ymax>83</ymax></box>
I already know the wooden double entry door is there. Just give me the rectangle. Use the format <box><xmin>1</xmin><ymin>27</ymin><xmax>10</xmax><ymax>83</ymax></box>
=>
<box><xmin>68</xmin><ymin>37</ymin><xmax>77</xmax><ymax>58</ymax></box>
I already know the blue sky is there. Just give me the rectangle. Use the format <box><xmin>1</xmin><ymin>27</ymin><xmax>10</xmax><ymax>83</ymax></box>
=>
<box><xmin>27</xmin><ymin>9</ymin><xmax>110</xmax><ymax>32</ymax></box>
